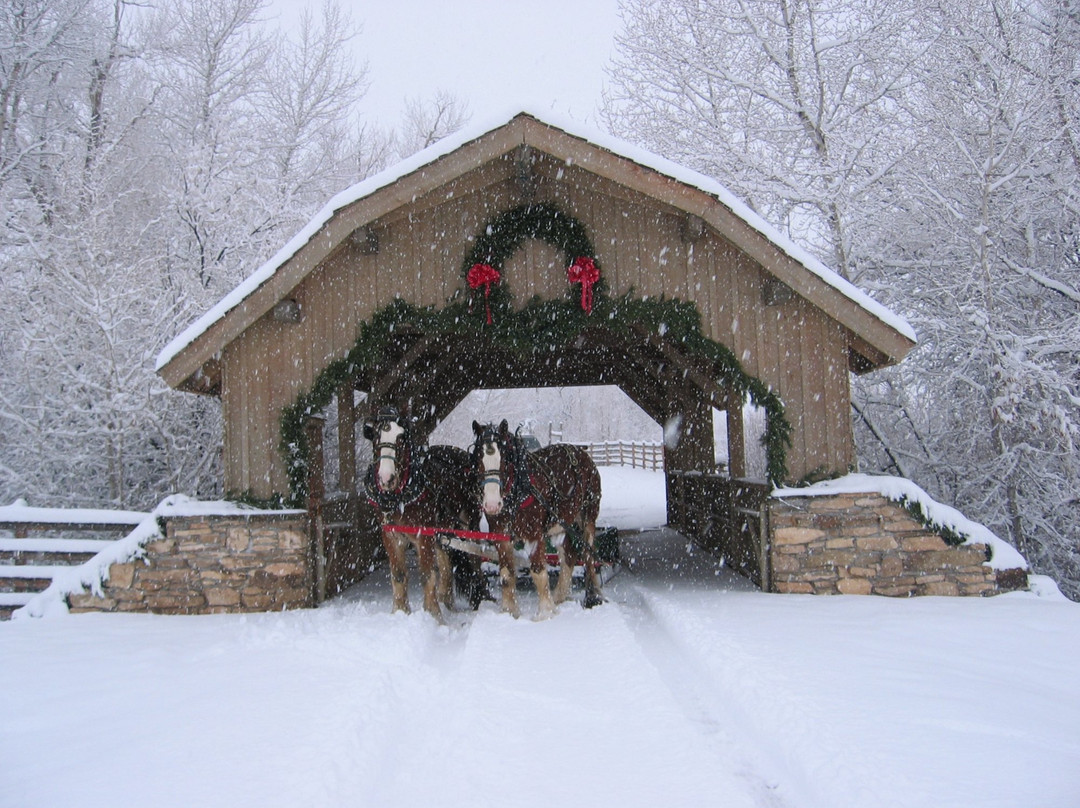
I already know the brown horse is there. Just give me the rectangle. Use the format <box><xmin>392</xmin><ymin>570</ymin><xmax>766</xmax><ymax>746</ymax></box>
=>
<box><xmin>471</xmin><ymin>420</ymin><xmax>604</xmax><ymax>619</ymax></box>
<box><xmin>363</xmin><ymin>408</ymin><xmax>487</xmax><ymax>620</ymax></box>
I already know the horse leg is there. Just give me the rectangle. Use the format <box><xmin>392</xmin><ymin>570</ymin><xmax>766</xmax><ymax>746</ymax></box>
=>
<box><xmin>551</xmin><ymin>527</ymin><xmax>574</xmax><ymax>605</ymax></box>
<box><xmin>435</xmin><ymin>543</ymin><xmax>454</xmax><ymax>611</ymax></box>
<box><xmin>384</xmin><ymin>530</ymin><xmax>411</xmax><ymax>614</ymax></box>
<box><xmin>416</xmin><ymin>537</ymin><xmax>444</xmax><ymax>622</ymax></box>
<box><xmin>529</xmin><ymin>539</ymin><xmax>556</xmax><ymax>620</ymax></box>
<box><xmin>495</xmin><ymin>540</ymin><xmax>520</xmax><ymax>619</ymax></box>
<box><xmin>580</xmin><ymin>520</ymin><xmax>605</xmax><ymax>609</ymax></box>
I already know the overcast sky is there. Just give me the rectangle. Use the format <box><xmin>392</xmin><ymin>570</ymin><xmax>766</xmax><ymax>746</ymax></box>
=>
<box><xmin>269</xmin><ymin>0</ymin><xmax>621</xmax><ymax>129</ymax></box>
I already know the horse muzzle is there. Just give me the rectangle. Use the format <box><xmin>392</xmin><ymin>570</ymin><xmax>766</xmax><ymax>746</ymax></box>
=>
<box><xmin>482</xmin><ymin>496</ymin><xmax>504</xmax><ymax>517</ymax></box>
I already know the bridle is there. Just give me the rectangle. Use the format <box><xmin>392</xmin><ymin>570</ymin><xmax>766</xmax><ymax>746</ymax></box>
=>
<box><xmin>476</xmin><ymin>425</ymin><xmax>506</xmax><ymax>491</ymax></box>
<box><xmin>474</xmin><ymin>425</ymin><xmax>532</xmax><ymax>513</ymax></box>
<box><xmin>373</xmin><ymin>423</ymin><xmax>403</xmax><ymax>480</ymax></box>
<box><xmin>363</xmin><ymin>412</ymin><xmax>424</xmax><ymax>511</ymax></box>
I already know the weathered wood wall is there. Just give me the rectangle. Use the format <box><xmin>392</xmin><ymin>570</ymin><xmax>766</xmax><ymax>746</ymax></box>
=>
<box><xmin>221</xmin><ymin>151</ymin><xmax>854</xmax><ymax>498</ymax></box>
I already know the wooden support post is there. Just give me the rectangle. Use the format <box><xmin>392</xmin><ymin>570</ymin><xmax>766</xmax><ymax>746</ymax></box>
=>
<box><xmin>305</xmin><ymin>415</ymin><xmax>327</xmax><ymax>605</ymax></box>
<box><xmin>337</xmin><ymin>383</ymin><xmax>356</xmax><ymax>494</ymax></box>
<box><xmin>662</xmin><ymin>398</ymin><xmax>715</xmax><ymax>534</ymax></box>
<box><xmin>672</xmin><ymin>398</ymin><xmax>715</xmax><ymax>473</ymax></box>
<box><xmin>727</xmin><ymin>394</ymin><xmax>747</xmax><ymax>479</ymax></box>
<box><xmin>664</xmin><ymin>452</ymin><xmax>680</xmax><ymax>529</ymax></box>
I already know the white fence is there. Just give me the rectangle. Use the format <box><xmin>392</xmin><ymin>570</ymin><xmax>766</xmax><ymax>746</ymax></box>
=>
<box><xmin>573</xmin><ymin>440</ymin><xmax>664</xmax><ymax>471</ymax></box>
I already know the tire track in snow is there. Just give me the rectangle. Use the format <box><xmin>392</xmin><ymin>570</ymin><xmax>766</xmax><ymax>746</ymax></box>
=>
<box><xmin>611</xmin><ymin>577</ymin><xmax>821</xmax><ymax>808</ymax></box>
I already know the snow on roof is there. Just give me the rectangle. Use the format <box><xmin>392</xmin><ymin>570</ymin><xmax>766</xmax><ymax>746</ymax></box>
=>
<box><xmin>155</xmin><ymin>107</ymin><xmax>916</xmax><ymax>372</ymax></box>
<box><xmin>772</xmin><ymin>474</ymin><xmax>1027</xmax><ymax>571</ymax></box>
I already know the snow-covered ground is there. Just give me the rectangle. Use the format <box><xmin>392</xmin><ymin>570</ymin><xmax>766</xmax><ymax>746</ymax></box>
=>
<box><xmin>2</xmin><ymin>467</ymin><xmax>1078</xmax><ymax>808</ymax></box>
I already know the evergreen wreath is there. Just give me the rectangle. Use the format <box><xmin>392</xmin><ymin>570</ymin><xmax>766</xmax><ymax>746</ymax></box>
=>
<box><xmin>459</xmin><ymin>203</ymin><xmax>607</xmax><ymax>321</ymax></box>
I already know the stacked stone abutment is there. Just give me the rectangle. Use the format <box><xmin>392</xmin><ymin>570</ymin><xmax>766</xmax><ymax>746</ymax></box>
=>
<box><xmin>768</xmin><ymin>493</ymin><xmax>1027</xmax><ymax>596</ymax></box>
<box><xmin>68</xmin><ymin>513</ymin><xmax>311</xmax><ymax>615</ymax></box>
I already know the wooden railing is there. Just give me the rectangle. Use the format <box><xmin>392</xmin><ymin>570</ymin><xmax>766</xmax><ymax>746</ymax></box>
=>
<box><xmin>666</xmin><ymin>472</ymin><xmax>771</xmax><ymax>589</ymax></box>
<box><xmin>572</xmin><ymin>440</ymin><xmax>664</xmax><ymax>471</ymax></box>
<box><xmin>0</xmin><ymin>502</ymin><xmax>148</xmax><ymax>618</ymax></box>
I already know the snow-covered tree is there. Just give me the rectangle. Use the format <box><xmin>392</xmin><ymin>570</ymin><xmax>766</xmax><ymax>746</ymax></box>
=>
<box><xmin>603</xmin><ymin>0</ymin><xmax>929</xmax><ymax>278</ymax></box>
<box><xmin>856</xmin><ymin>0</ymin><xmax>1080</xmax><ymax>595</ymax></box>
<box><xmin>394</xmin><ymin>89</ymin><xmax>470</xmax><ymax>158</ymax></box>
<box><xmin>255</xmin><ymin>1</ymin><xmax>367</xmax><ymax>242</ymax></box>
<box><xmin>0</xmin><ymin>0</ymin><xmax>374</xmax><ymax>509</ymax></box>
<box><xmin>604</xmin><ymin>0</ymin><xmax>1080</xmax><ymax>597</ymax></box>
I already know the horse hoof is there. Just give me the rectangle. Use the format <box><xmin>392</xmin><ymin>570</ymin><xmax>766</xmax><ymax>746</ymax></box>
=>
<box><xmin>582</xmin><ymin>592</ymin><xmax>604</xmax><ymax>609</ymax></box>
<box><xmin>468</xmin><ymin>587</ymin><xmax>496</xmax><ymax>611</ymax></box>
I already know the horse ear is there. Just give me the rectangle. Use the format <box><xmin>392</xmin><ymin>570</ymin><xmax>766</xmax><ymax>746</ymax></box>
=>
<box><xmin>362</xmin><ymin>421</ymin><xmax>376</xmax><ymax>441</ymax></box>
<box><xmin>473</xmin><ymin>420</ymin><xmax>483</xmax><ymax>436</ymax></box>
<box><xmin>499</xmin><ymin>419</ymin><xmax>508</xmax><ymax>435</ymax></box>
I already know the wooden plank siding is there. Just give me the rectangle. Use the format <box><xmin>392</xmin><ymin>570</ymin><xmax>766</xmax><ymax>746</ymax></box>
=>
<box><xmin>230</xmin><ymin>173</ymin><xmax>853</xmax><ymax>493</ymax></box>
<box><xmin>213</xmin><ymin>125</ymin><xmax>886</xmax><ymax>497</ymax></box>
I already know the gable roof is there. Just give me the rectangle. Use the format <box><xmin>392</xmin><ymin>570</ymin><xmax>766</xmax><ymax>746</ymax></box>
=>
<box><xmin>156</xmin><ymin>109</ymin><xmax>916</xmax><ymax>391</ymax></box>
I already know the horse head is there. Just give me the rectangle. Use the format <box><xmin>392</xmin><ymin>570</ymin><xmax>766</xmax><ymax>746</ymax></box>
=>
<box><xmin>472</xmin><ymin>419</ymin><xmax>512</xmax><ymax>517</ymax></box>
<box><xmin>364</xmin><ymin>406</ymin><xmax>410</xmax><ymax>492</ymax></box>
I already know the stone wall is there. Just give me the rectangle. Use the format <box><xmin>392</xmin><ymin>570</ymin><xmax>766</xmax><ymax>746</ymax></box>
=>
<box><xmin>68</xmin><ymin>512</ymin><xmax>312</xmax><ymax>615</ymax></box>
<box><xmin>768</xmin><ymin>493</ymin><xmax>1028</xmax><ymax>596</ymax></box>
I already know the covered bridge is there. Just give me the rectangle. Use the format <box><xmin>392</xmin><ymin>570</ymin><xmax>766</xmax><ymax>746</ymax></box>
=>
<box><xmin>153</xmin><ymin>110</ymin><xmax>938</xmax><ymax>601</ymax></box>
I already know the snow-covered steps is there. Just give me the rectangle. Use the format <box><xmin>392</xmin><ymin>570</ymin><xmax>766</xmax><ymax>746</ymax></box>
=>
<box><xmin>0</xmin><ymin>567</ymin><xmax>62</xmax><ymax>620</ymax></box>
<box><xmin>0</xmin><ymin>551</ymin><xmax>119</xmax><ymax>620</ymax></box>
<box><xmin>0</xmin><ymin>556</ymin><xmax>114</xmax><ymax>620</ymax></box>
<box><xmin>0</xmin><ymin>501</ymin><xmax>149</xmax><ymax>619</ymax></box>
<box><xmin>0</xmin><ymin>538</ymin><xmax>115</xmax><ymax>565</ymax></box>
<box><xmin>0</xmin><ymin>564</ymin><xmax>82</xmax><ymax>611</ymax></box>
<box><xmin>0</xmin><ymin>591</ymin><xmax>34</xmax><ymax>620</ymax></box>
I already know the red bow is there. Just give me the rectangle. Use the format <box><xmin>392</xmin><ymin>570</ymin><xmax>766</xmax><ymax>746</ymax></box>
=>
<box><xmin>467</xmin><ymin>263</ymin><xmax>501</xmax><ymax>324</ymax></box>
<box><xmin>567</xmin><ymin>256</ymin><xmax>600</xmax><ymax>314</ymax></box>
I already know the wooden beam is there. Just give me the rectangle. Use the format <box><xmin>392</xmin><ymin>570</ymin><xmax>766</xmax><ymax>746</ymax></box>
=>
<box><xmin>337</xmin><ymin>382</ymin><xmax>357</xmax><ymax>493</ymax></box>
<box><xmin>367</xmin><ymin>333</ymin><xmax>441</xmax><ymax>410</ymax></box>
<box><xmin>727</xmin><ymin>398</ymin><xmax>746</xmax><ymax>478</ymax></box>
<box><xmin>629</xmin><ymin>324</ymin><xmax>732</xmax><ymax>412</ymax></box>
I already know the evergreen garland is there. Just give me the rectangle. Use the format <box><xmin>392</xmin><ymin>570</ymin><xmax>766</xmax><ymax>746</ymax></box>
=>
<box><xmin>279</xmin><ymin>294</ymin><xmax>791</xmax><ymax>505</ymax></box>
<box><xmin>276</xmin><ymin>205</ymin><xmax>792</xmax><ymax>506</ymax></box>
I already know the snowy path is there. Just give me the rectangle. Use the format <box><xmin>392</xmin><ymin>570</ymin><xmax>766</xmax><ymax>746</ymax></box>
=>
<box><xmin>323</xmin><ymin>533</ymin><xmax>773</xmax><ymax>808</ymax></box>
<box><xmin>610</xmin><ymin>535</ymin><xmax>804</xmax><ymax>808</ymax></box>
<box><xmin>3</xmin><ymin>521</ymin><xmax>1079</xmax><ymax>808</ymax></box>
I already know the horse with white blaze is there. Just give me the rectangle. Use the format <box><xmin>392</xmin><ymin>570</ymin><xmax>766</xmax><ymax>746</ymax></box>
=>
<box><xmin>363</xmin><ymin>407</ymin><xmax>488</xmax><ymax>619</ymax></box>
<box><xmin>471</xmin><ymin>419</ymin><xmax>604</xmax><ymax>619</ymax></box>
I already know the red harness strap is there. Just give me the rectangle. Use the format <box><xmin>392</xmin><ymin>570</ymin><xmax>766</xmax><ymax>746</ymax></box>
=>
<box><xmin>382</xmin><ymin>524</ymin><xmax>513</xmax><ymax>543</ymax></box>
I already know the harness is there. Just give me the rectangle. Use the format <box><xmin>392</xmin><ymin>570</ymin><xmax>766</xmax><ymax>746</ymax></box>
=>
<box><xmin>363</xmin><ymin>431</ymin><xmax>427</xmax><ymax>513</ymax></box>
<box><xmin>475</xmin><ymin>429</ymin><xmax>588</xmax><ymax>553</ymax></box>
<box><xmin>475</xmin><ymin>427</ymin><xmax>523</xmax><ymax>510</ymax></box>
